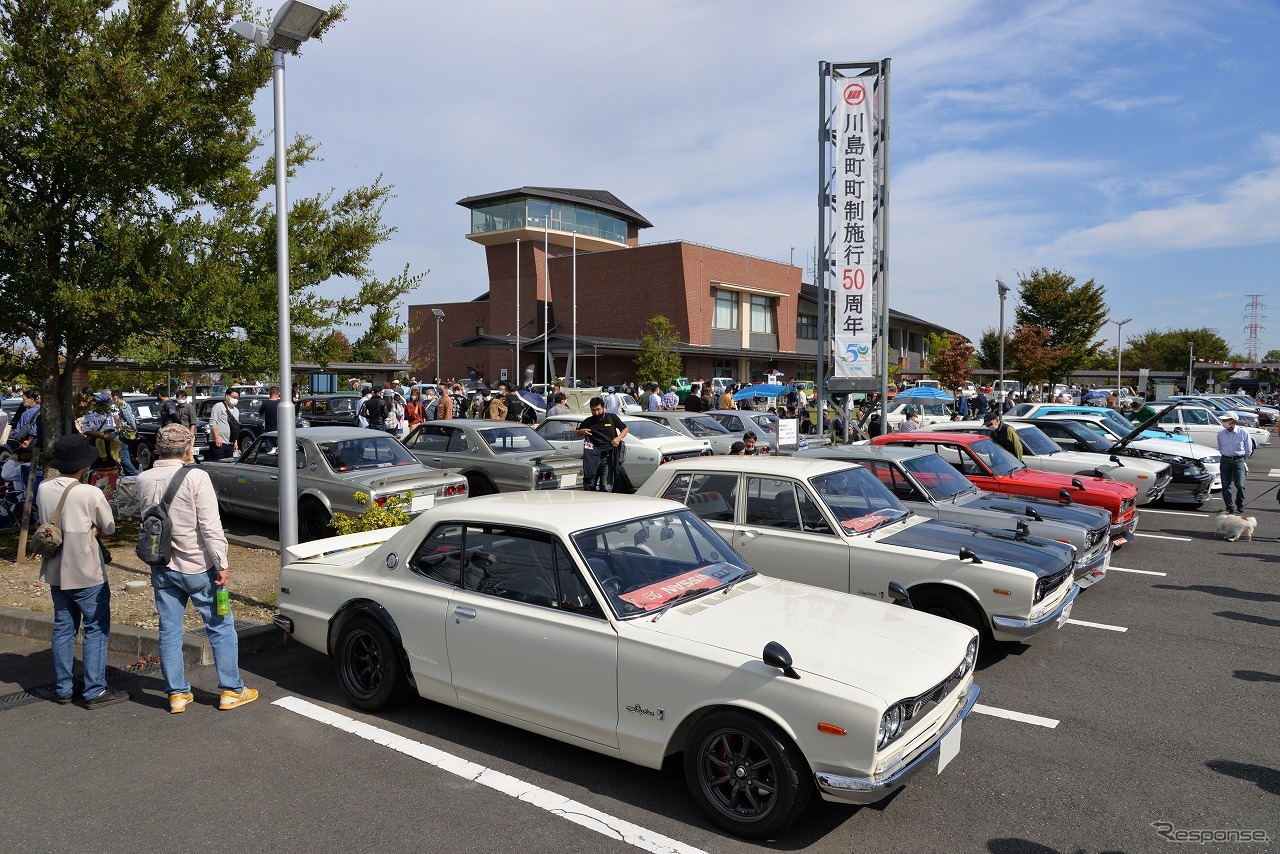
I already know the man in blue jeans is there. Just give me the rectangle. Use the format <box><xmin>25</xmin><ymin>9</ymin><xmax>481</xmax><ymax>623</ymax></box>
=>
<box><xmin>1215</xmin><ymin>411</ymin><xmax>1254</xmax><ymax>514</ymax></box>
<box><xmin>38</xmin><ymin>435</ymin><xmax>128</xmax><ymax>708</ymax></box>
<box><xmin>136</xmin><ymin>424</ymin><xmax>256</xmax><ymax>713</ymax></box>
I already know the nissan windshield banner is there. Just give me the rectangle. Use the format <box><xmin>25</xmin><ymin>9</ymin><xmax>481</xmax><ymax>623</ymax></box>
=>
<box><xmin>830</xmin><ymin>72</ymin><xmax>878</xmax><ymax>379</ymax></box>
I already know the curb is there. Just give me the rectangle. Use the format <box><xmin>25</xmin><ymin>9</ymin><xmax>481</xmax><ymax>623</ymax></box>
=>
<box><xmin>0</xmin><ymin>604</ymin><xmax>289</xmax><ymax>667</ymax></box>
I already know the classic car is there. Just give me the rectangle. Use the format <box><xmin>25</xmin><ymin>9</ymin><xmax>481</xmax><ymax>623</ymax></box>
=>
<box><xmin>401</xmin><ymin>419</ymin><xmax>582</xmax><ymax>495</ymax></box>
<box><xmin>872</xmin><ymin>432</ymin><xmax>1140</xmax><ymax>545</ymax></box>
<box><xmin>124</xmin><ymin>395</ymin><xmax>211</xmax><ymax>469</ymax></box>
<box><xmin>1216</xmin><ymin>393</ymin><xmax>1279</xmax><ymax>427</ymax></box>
<box><xmin>296</xmin><ymin>393</ymin><xmax>364</xmax><ymax>428</ymax></box>
<box><xmin>706</xmin><ymin>409</ymin><xmax>832</xmax><ymax>451</ymax></box>
<box><xmin>1133</xmin><ymin>403</ymin><xmax>1271</xmax><ymax>447</ymax></box>
<box><xmin>196</xmin><ymin>394</ymin><xmax>308</xmax><ymax>447</ymax></box>
<box><xmin>637</xmin><ymin>456</ymin><xmax>1079</xmax><ymax>648</ymax></box>
<box><xmin>1029</xmin><ymin>411</ymin><xmax>1222</xmax><ymax>491</ymax></box>
<box><xmin>923</xmin><ymin>421</ymin><xmax>1172</xmax><ymax>505</ymax></box>
<box><xmin>1007</xmin><ymin>403</ymin><xmax>1192</xmax><ymax>442</ymax></box>
<box><xmin>1162</xmin><ymin>395</ymin><xmax>1264</xmax><ymax>429</ymax></box>
<box><xmin>534</xmin><ymin>413</ymin><xmax>711</xmax><ymax>487</ymax></box>
<box><xmin>1010</xmin><ymin>416</ymin><xmax>1213</xmax><ymax>507</ymax></box>
<box><xmin>794</xmin><ymin>444</ymin><xmax>1112</xmax><ymax>587</ymax></box>
<box><xmin>880</xmin><ymin>399</ymin><xmax>953</xmax><ymax>431</ymax></box>
<box><xmin>201</xmin><ymin>426</ymin><xmax>467</xmax><ymax>540</ymax></box>
<box><xmin>637</xmin><ymin>410</ymin><xmax>742</xmax><ymax>454</ymax></box>
<box><xmin>274</xmin><ymin>492</ymin><xmax>980</xmax><ymax>839</ymax></box>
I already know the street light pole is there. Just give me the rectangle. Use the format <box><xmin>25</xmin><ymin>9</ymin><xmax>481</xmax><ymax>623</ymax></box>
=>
<box><xmin>432</xmin><ymin>308</ymin><xmax>445</xmax><ymax>382</ymax></box>
<box><xmin>996</xmin><ymin>279</ymin><xmax>1009</xmax><ymax>404</ymax></box>
<box><xmin>231</xmin><ymin>1</ymin><xmax>326</xmax><ymax>567</ymax></box>
<box><xmin>1108</xmin><ymin>316</ymin><xmax>1132</xmax><ymax>392</ymax></box>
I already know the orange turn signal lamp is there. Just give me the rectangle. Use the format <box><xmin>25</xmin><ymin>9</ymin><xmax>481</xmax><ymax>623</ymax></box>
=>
<box><xmin>817</xmin><ymin>722</ymin><xmax>847</xmax><ymax>736</ymax></box>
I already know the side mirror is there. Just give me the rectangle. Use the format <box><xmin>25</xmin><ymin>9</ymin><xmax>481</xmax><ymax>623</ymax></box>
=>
<box><xmin>762</xmin><ymin>641</ymin><xmax>800</xmax><ymax>680</ymax></box>
<box><xmin>1023</xmin><ymin>505</ymin><xmax>1043</xmax><ymax>521</ymax></box>
<box><xmin>1071</xmin><ymin>477</ymin><xmax>1085</xmax><ymax>490</ymax></box>
<box><xmin>1058</xmin><ymin>488</ymin><xmax>1073</xmax><ymax>504</ymax></box>
<box><xmin>888</xmin><ymin>581</ymin><xmax>913</xmax><ymax>608</ymax></box>
<box><xmin>959</xmin><ymin>546</ymin><xmax>983</xmax><ymax>564</ymax></box>
<box><xmin>1015</xmin><ymin>519</ymin><xmax>1030</xmax><ymax>539</ymax></box>
<box><xmin>1109</xmin><ymin>454</ymin><xmax>1123</xmax><ymax>466</ymax></box>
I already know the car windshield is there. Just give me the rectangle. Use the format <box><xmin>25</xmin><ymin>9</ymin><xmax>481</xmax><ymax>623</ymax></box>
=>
<box><xmin>318</xmin><ymin>435</ymin><xmax>419</xmax><ymax>471</ymax></box>
<box><xmin>1046</xmin><ymin>421</ymin><xmax>1114</xmax><ymax>452</ymax></box>
<box><xmin>572</xmin><ymin>510</ymin><xmax>754</xmax><ymax>619</ymax></box>
<box><xmin>679</xmin><ymin>416</ymin><xmax>732</xmax><ymax>436</ymax></box>
<box><xmin>900</xmin><ymin>454</ymin><xmax>977</xmax><ymax>500</ymax></box>
<box><xmin>808</xmin><ymin>467</ymin><xmax>910</xmax><ymax>534</ymax></box>
<box><xmin>1099</xmin><ymin>410</ymin><xmax>1139</xmax><ymax>435</ymax></box>
<box><xmin>1013</xmin><ymin>425</ymin><xmax>1061</xmax><ymax>456</ymax></box>
<box><xmin>479</xmin><ymin>425</ymin><xmax>555</xmax><ymax>454</ymax></box>
<box><xmin>621</xmin><ymin>419</ymin><xmax>680</xmax><ymax>440</ymax></box>
<box><xmin>1008</xmin><ymin>403</ymin><xmax>1035</xmax><ymax>416</ymax></box>
<box><xmin>747</xmin><ymin>413</ymin><xmax>779</xmax><ymax>434</ymax></box>
<box><xmin>966</xmin><ymin>437</ymin><xmax>1025</xmax><ymax>476</ymax></box>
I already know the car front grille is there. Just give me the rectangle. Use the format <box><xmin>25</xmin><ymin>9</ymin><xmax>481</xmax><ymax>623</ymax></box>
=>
<box><xmin>901</xmin><ymin>657</ymin><xmax>971</xmax><ymax>729</ymax></box>
<box><xmin>1035</xmin><ymin>566</ymin><xmax>1073</xmax><ymax>603</ymax></box>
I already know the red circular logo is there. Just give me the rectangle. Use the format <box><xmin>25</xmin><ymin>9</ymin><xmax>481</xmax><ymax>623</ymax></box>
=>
<box><xmin>843</xmin><ymin>83</ymin><xmax>866</xmax><ymax>106</ymax></box>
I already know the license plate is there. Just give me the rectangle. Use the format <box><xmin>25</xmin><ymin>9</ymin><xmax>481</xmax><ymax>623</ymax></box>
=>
<box><xmin>560</xmin><ymin>473</ymin><xmax>577</xmax><ymax>487</ymax></box>
<box><xmin>1057</xmin><ymin>600</ymin><xmax>1074</xmax><ymax>628</ymax></box>
<box><xmin>1112</xmin><ymin>535</ymin><xmax>1129</xmax><ymax>546</ymax></box>
<box><xmin>938</xmin><ymin>720</ymin><xmax>962</xmax><ymax>774</ymax></box>
<box><xmin>411</xmin><ymin>494</ymin><xmax>433</xmax><ymax>513</ymax></box>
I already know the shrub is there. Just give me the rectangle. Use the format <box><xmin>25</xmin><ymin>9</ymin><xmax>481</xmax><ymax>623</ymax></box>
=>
<box><xmin>330</xmin><ymin>491</ymin><xmax>413</xmax><ymax>535</ymax></box>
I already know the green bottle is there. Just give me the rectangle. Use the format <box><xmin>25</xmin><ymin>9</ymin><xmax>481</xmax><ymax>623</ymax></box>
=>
<box><xmin>215</xmin><ymin>585</ymin><xmax>230</xmax><ymax>616</ymax></box>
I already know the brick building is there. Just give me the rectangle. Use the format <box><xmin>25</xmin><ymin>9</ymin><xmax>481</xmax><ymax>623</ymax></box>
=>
<box><xmin>408</xmin><ymin>186</ymin><xmax>958</xmax><ymax>387</ymax></box>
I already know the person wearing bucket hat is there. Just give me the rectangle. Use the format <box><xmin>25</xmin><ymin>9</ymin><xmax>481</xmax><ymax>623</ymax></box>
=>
<box><xmin>38</xmin><ymin>434</ymin><xmax>127</xmax><ymax>708</ymax></box>
<box><xmin>1216</xmin><ymin>411</ymin><xmax>1254</xmax><ymax>514</ymax></box>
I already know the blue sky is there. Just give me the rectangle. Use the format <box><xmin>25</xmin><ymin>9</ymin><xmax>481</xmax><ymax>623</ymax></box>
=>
<box><xmin>255</xmin><ymin>0</ymin><xmax>1280</xmax><ymax>358</ymax></box>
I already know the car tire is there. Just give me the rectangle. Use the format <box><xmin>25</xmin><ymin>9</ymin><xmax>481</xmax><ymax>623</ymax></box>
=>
<box><xmin>237</xmin><ymin>430</ymin><xmax>255</xmax><ymax>448</ymax></box>
<box><xmin>912</xmin><ymin>589</ymin><xmax>990</xmax><ymax>649</ymax></box>
<box><xmin>136</xmin><ymin>442</ymin><xmax>155</xmax><ymax>471</ymax></box>
<box><xmin>334</xmin><ymin>615</ymin><xmax>408</xmax><ymax>712</ymax></box>
<box><xmin>298</xmin><ymin>498</ymin><xmax>334</xmax><ymax>542</ymax></box>
<box><xmin>683</xmin><ymin>709</ymin><xmax>812</xmax><ymax>839</ymax></box>
<box><xmin>465</xmin><ymin>472</ymin><xmax>497</xmax><ymax>496</ymax></box>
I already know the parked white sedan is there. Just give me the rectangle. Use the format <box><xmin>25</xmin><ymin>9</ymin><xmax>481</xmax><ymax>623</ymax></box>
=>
<box><xmin>637</xmin><ymin>457</ymin><xmax>1079</xmax><ymax>649</ymax></box>
<box><xmin>535</xmin><ymin>413</ymin><xmax>711</xmax><ymax>487</ymax></box>
<box><xmin>274</xmin><ymin>493</ymin><xmax>980</xmax><ymax>839</ymax></box>
<box><xmin>1147</xmin><ymin>404</ymin><xmax>1271</xmax><ymax>447</ymax></box>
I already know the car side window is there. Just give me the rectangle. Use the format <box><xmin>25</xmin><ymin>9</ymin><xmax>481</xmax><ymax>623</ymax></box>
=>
<box><xmin>795</xmin><ymin>487</ymin><xmax>834</xmax><ymax>534</ymax></box>
<box><xmin>745</xmin><ymin>477</ymin><xmax>801</xmax><ymax>530</ymax></box>
<box><xmin>683</xmin><ymin>473</ymin><xmax>738</xmax><ymax>522</ymax></box>
<box><xmin>313</xmin><ymin>400</ymin><xmax>329</xmax><ymax>415</ymax></box>
<box><xmin>539</xmin><ymin>422</ymin><xmax>576</xmax><ymax>442</ymax></box>
<box><xmin>660</xmin><ymin>472</ymin><xmax>692</xmax><ymax>503</ymax></box>
<box><xmin>408</xmin><ymin>425</ymin><xmax>450</xmax><ymax>453</ymax></box>
<box><xmin>446</xmin><ymin>428</ymin><xmax>470</xmax><ymax>452</ymax></box>
<box><xmin>411</xmin><ymin>523</ymin><xmax>464</xmax><ymax>585</ymax></box>
<box><xmin>1158</xmin><ymin>410</ymin><xmax>1179</xmax><ymax>425</ymax></box>
<box><xmin>1184</xmin><ymin>409</ymin><xmax>1212</xmax><ymax>425</ymax></box>
<box><xmin>462</xmin><ymin>527</ymin><xmax>559</xmax><ymax>608</ymax></box>
<box><xmin>247</xmin><ymin>436</ymin><xmax>278</xmax><ymax>467</ymax></box>
<box><xmin>332</xmin><ymin>398</ymin><xmax>354</xmax><ymax>416</ymax></box>
<box><xmin>554</xmin><ymin>543</ymin><xmax>605</xmax><ymax>619</ymax></box>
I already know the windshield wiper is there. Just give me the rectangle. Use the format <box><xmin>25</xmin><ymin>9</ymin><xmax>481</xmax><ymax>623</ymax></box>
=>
<box><xmin>651</xmin><ymin>587</ymin><xmax>716</xmax><ymax>622</ymax></box>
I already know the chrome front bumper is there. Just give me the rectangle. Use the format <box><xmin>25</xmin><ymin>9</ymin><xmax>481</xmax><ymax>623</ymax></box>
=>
<box><xmin>1072</xmin><ymin>544</ymin><xmax>1111</xmax><ymax>589</ymax></box>
<box><xmin>815</xmin><ymin>684</ymin><xmax>980</xmax><ymax>805</ymax></box>
<box><xmin>1109</xmin><ymin>512</ymin><xmax>1139</xmax><ymax>544</ymax></box>
<box><xmin>991</xmin><ymin>582</ymin><xmax>1080</xmax><ymax>637</ymax></box>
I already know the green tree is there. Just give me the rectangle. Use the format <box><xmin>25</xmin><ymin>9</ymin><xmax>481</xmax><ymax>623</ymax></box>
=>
<box><xmin>975</xmin><ymin>328</ymin><xmax>1004</xmax><ymax>371</ymax></box>
<box><xmin>1125</xmin><ymin>328</ymin><xmax>1229</xmax><ymax>371</ymax></box>
<box><xmin>634</xmin><ymin>316</ymin><xmax>683</xmax><ymax>388</ymax></box>
<box><xmin>926</xmin><ymin>332</ymin><xmax>975</xmax><ymax>391</ymax></box>
<box><xmin>1005</xmin><ymin>326</ymin><xmax>1069</xmax><ymax>394</ymax></box>
<box><xmin>1013</xmin><ymin>267</ymin><xmax>1108</xmax><ymax>381</ymax></box>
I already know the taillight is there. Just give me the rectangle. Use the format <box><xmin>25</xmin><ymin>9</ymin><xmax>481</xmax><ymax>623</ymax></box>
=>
<box><xmin>537</xmin><ymin>468</ymin><xmax>555</xmax><ymax>482</ymax></box>
<box><xmin>660</xmin><ymin>454</ymin><xmax>673</xmax><ymax>464</ymax></box>
<box><xmin>438</xmin><ymin>483</ymin><xmax>467</xmax><ymax>497</ymax></box>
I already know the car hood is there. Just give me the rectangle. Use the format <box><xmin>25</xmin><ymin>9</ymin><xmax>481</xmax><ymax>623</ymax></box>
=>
<box><xmin>1035</xmin><ymin>449</ymin><xmax>1165</xmax><ymax>476</ymax></box>
<box><xmin>960</xmin><ymin>491</ymin><xmax>1113</xmax><ymax>529</ymax></box>
<box><xmin>1000</xmin><ymin>467</ymin><xmax>1137</xmax><ymax>500</ymax></box>
<box><xmin>1125</xmin><ymin>437</ymin><xmax>1219</xmax><ymax>460</ymax></box>
<box><xmin>640</xmin><ymin>577</ymin><xmax>971</xmax><ymax>703</ymax></box>
<box><xmin>880</xmin><ymin>519</ymin><xmax>1073</xmax><ymax>578</ymax></box>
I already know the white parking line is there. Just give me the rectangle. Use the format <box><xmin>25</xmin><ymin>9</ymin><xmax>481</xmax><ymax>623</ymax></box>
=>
<box><xmin>1066</xmin><ymin>618</ymin><xmax>1128</xmax><ymax>632</ymax></box>
<box><xmin>1106</xmin><ymin>566</ymin><xmax>1167</xmax><ymax>576</ymax></box>
<box><xmin>1268</xmin><ymin>468</ymin><xmax>1280</xmax><ymax>478</ymax></box>
<box><xmin>273</xmin><ymin>697</ymin><xmax>708</xmax><ymax>854</ymax></box>
<box><xmin>1138</xmin><ymin>508</ymin><xmax>1208</xmax><ymax>517</ymax></box>
<box><xmin>1134</xmin><ymin>533</ymin><xmax>1192</xmax><ymax>541</ymax></box>
<box><xmin>972</xmin><ymin>704</ymin><xmax>1060</xmax><ymax>729</ymax></box>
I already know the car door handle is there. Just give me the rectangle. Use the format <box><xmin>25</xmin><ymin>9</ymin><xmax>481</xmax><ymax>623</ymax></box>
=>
<box><xmin>739</xmin><ymin>529</ymin><xmax>761</xmax><ymax>538</ymax></box>
<box><xmin>431</xmin><ymin>458</ymin><xmax>443</xmax><ymax>463</ymax></box>
<box><xmin>270</xmin><ymin>475</ymin><xmax>278</xmax><ymax>480</ymax></box>
<box><xmin>454</xmin><ymin>606</ymin><xmax>476</xmax><ymax>622</ymax></box>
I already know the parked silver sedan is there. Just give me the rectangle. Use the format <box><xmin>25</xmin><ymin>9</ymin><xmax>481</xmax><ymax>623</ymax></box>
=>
<box><xmin>202</xmin><ymin>427</ymin><xmax>468</xmax><ymax>540</ymax></box>
<box><xmin>402</xmin><ymin>419</ymin><xmax>583</xmax><ymax>495</ymax></box>
<box><xmin>636</xmin><ymin>410</ymin><xmax>741</xmax><ymax>454</ymax></box>
<box><xmin>535</xmin><ymin>413</ymin><xmax>712</xmax><ymax>487</ymax></box>
<box><xmin>706</xmin><ymin>409</ymin><xmax>832</xmax><ymax>451</ymax></box>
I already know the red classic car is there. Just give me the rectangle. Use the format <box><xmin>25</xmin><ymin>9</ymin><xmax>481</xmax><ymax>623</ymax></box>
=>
<box><xmin>872</xmin><ymin>432</ymin><xmax>1139</xmax><ymax>545</ymax></box>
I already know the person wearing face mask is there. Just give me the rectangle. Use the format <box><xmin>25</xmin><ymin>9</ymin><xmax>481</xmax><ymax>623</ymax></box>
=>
<box><xmin>207</xmin><ymin>391</ymin><xmax>240</xmax><ymax>460</ymax></box>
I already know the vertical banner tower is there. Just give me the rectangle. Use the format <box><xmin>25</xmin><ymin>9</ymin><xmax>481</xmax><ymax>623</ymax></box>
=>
<box><xmin>818</xmin><ymin>60</ymin><xmax>890</xmax><ymax>437</ymax></box>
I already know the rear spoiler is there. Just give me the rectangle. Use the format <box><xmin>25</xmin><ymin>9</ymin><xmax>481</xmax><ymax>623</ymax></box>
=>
<box><xmin>283</xmin><ymin>526</ymin><xmax>402</xmax><ymax>565</ymax></box>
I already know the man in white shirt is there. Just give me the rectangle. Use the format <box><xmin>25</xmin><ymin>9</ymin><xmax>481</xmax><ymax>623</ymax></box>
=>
<box><xmin>136</xmin><ymin>424</ymin><xmax>256</xmax><ymax>713</ymax></box>
<box><xmin>603</xmin><ymin>387</ymin><xmax>623</xmax><ymax>414</ymax></box>
<box><xmin>38</xmin><ymin>435</ymin><xmax>126</xmax><ymax>708</ymax></box>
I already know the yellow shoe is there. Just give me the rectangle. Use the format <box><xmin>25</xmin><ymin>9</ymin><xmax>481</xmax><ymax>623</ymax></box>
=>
<box><xmin>218</xmin><ymin>687</ymin><xmax>258</xmax><ymax>710</ymax></box>
<box><xmin>169</xmin><ymin>691</ymin><xmax>195</xmax><ymax>714</ymax></box>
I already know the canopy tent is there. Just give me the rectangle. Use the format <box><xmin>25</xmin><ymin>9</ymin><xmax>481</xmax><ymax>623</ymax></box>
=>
<box><xmin>895</xmin><ymin>386</ymin><xmax>955</xmax><ymax>401</ymax></box>
<box><xmin>732</xmin><ymin>383</ymin><xmax>797</xmax><ymax>402</ymax></box>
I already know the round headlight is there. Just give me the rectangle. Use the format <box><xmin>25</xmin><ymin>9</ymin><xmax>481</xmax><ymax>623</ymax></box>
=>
<box><xmin>877</xmin><ymin>705</ymin><xmax>903</xmax><ymax>749</ymax></box>
<box><xmin>962</xmin><ymin>638</ymin><xmax>978</xmax><ymax>676</ymax></box>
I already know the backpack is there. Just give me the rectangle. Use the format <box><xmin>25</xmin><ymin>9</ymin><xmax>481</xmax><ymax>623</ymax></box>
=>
<box><xmin>134</xmin><ymin>466</ymin><xmax>192</xmax><ymax>567</ymax></box>
<box><xmin>27</xmin><ymin>481</ymin><xmax>84</xmax><ymax>559</ymax></box>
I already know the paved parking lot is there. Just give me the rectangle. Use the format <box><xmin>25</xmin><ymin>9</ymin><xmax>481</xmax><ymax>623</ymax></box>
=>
<box><xmin>1</xmin><ymin>447</ymin><xmax>1277</xmax><ymax>852</ymax></box>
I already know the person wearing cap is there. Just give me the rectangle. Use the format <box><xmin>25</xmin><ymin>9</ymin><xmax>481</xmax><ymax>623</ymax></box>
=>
<box><xmin>898</xmin><ymin>411</ymin><xmax>922</xmax><ymax>432</ymax></box>
<box><xmin>1216</xmin><ymin>411</ymin><xmax>1254</xmax><ymax>514</ymax></box>
<box><xmin>603</xmin><ymin>385</ymin><xmax>623</xmax><ymax>415</ymax></box>
<box><xmin>984</xmin><ymin>410</ymin><xmax>1023</xmax><ymax>460</ymax></box>
<box><xmin>136</xmin><ymin>424</ymin><xmax>256</xmax><ymax>713</ymax></box>
<box><xmin>38</xmin><ymin>435</ymin><xmax>126</xmax><ymax>708</ymax></box>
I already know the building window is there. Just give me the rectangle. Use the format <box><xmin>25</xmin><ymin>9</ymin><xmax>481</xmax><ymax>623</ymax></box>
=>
<box><xmin>750</xmin><ymin>295</ymin><xmax>774</xmax><ymax>334</ymax></box>
<box><xmin>713</xmin><ymin>289</ymin><xmax>739</xmax><ymax>329</ymax></box>
<box><xmin>796</xmin><ymin>314</ymin><xmax>818</xmax><ymax>340</ymax></box>
<box><xmin>476</xmin><ymin>326</ymin><xmax>485</xmax><ymax>336</ymax></box>
<box><xmin>713</xmin><ymin>359</ymin><xmax>735</xmax><ymax>379</ymax></box>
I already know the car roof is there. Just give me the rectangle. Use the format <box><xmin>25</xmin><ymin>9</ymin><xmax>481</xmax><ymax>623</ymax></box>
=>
<box><xmin>795</xmin><ymin>444</ymin><xmax>929</xmax><ymax>462</ymax></box>
<box><xmin>261</xmin><ymin>426</ymin><xmax>404</xmax><ymax>441</ymax></box>
<box><xmin>876</xmin><ymin>431</ymin><xmax>988</xmax><ymax>445</ymax></box>
<box><xmin>656</xmin><ymin>455</ymin><xmax>858</xmax><ymax>477</ymax></box>
<box><xmin>418</xmin><ymin>491</ymin><xmax>687</xmax><ymax>534</ymax></box>
<box><xmin>434</xmin><ymin>419</ymin><xmax>538</xmax><ymax>430</ymax></box>
<box><xmin>540</xmin><ymin>413</ymin><xmax>659</xmax><ymax>423</ymax></box>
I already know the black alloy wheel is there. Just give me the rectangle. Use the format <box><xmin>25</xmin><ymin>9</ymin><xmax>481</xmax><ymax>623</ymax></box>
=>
<box><xmin>298</xmin><ymin>498</ymin><xmax>333</xmax><ymax>542</ymax></box>
<box><xmin>334</xmin><ymin>616</ymin><xmax>408</xmax><ymax>712</ymax></box>
<box><xmin>136</xmin><ymin>443</ymin><xmax>155</xmax><ymax>471</ymax></box>
<box><xmin>684</xmin><ymin>710</ymin><xmax>811</xmax><ymax>839</ymax></box>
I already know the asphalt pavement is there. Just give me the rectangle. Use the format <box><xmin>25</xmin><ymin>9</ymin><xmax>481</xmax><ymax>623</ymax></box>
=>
<box><xmin>1</xmin><ymin>445</ymin><xmax>1277</xmax><ymax>853</ymax></box>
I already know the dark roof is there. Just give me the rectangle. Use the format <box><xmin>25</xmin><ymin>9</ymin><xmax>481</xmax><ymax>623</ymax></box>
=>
<box><xmin>456</xmin><ymin>187</ymin><xmax>653</xmax><ymax>229</ymax></box>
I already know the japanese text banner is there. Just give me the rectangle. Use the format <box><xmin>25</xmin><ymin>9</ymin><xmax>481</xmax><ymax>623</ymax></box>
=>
<box><xmin>831</xmin><ymin>77</ymin><xmax>876</xmax><ymax>378</ymax></box>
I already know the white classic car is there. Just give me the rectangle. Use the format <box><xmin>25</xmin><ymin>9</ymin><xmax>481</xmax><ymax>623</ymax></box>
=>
<box><xmin>534</xmin><ymin>413</ymin><xmax>711</xmax><ymax>487</ymax></box>
<box><xmin>274</xmin><ymin>493</ymin><xmax>980</xmax><ymax>839</ymax></box>
<box><xmin>636</xmin><ymin>457</ymin><xmax>1079</xmax><ymax>650</ymax></box>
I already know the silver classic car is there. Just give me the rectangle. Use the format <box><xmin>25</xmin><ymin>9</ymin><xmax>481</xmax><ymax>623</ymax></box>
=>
<box><xmin>638</xmin><ymin>456</ymin><xmax>1080</xmax><ymax>650</ymax></box>
<box><xmin>636</xmin><ymin>410</ymin><xmax>742</xmax><ymax>454</ymax></box>
<box><xmin>273</xmin><ymin>493</ymin><xmax>979</xmax><ymax>838</ymax></box>
<box><xmin>202</xmin><ymin>426</ymin><xmax>468</xmax><ymax>540</ymax></box>
<box><xmin>401</xmin><ymin>419</ymin><xmax>583</xmax><ymax>494</ymax></box>
<box><xmin>535</xmin><ymin>413</ymin><xmax>711</xmax><ymax>487</ymax></box>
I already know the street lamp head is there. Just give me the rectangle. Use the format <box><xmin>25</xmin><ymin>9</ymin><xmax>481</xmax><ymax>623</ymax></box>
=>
<box><xmin>432</xmin><ymin>308</ymin><xmax>446</xmax><ymax>320</ymax></box>
<box><xmin>268</xmin><ymin>1</ymin><xmax>327</xmax><ymax>52</ymax></box>
<box><xmin>996</xmin><ymin>278</ymin><xmax>1010</xmax><ymax>297</ymax></box>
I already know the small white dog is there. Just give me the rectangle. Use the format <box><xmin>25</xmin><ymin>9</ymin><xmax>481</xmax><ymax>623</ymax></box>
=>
<box><xmin>1215</xmin><ymin>512</ymin><xmax>1257</xmax><ymax>542</ymax></box>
